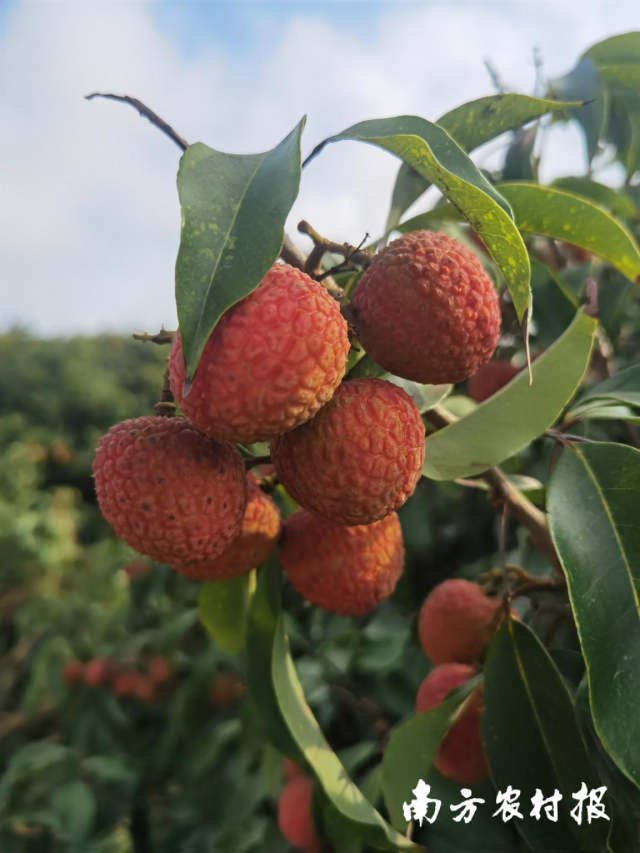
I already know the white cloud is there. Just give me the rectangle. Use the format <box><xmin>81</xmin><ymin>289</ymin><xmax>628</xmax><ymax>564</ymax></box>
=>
<box><xmin>0</xmin><ymin>0</ymin><xmax>638</xmax><ymax>335</ymax></box>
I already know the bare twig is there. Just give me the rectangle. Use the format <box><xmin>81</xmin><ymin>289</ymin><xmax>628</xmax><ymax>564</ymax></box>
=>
<box><xmin>155</xmin><ymin>365</ymin><xmax>176</xmax><ymax>417</ymax></box>
<box><xmin>280</xmin><ymin>235</ymin><xmax>306</xmax><ymax>271</ymax></box>
<box><xmin>425</xmin><ymin>404</ymin><xmax>560</xmax><ymax>568</ymax></box>
<box><xmin>133</xmin><ymin>329</ymin><xmax>175</xmax><ymax>345</ymax></box>
<box><xmin>85</xmin><ymin>93</ymin><xmax>188</xmax><ymax>151</ymax></box>
<box><xmin>298</xmin><ymin>220</ymin><xmax>372</xmax><ymax>273</ymax></box>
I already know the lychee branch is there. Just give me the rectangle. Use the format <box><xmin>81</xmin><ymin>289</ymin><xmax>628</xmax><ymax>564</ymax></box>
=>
<box><xmin>298</xmin><ymin>220</ymin><xmax>373</xmax><ymax>286</ymax></box>
<box><xmin>425</xmin><ymin>404</ymin><xmax>560</xmax><ymax>568</ymax></box>
<box><xmin>133</xmin><ymin>329</ymin><xmax>175</xmax><ymax>345</ymax></box>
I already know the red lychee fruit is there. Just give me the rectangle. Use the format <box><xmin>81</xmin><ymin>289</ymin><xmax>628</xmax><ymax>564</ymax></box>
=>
<box><xmin>351</xmin><ymin>231</ymin><xmax>501</xmax><ymax>385</ymax></box>
<box><xmin>93</xmin><ymin>416</ymin><xmax>247</xmax><ymax>565</ymax></box>
<box><xmin>134</xmin><ymin>676</ymin><xmax>157</xmax><ymax>704</ymax></box>
<box><xmin>279</xmin><ymin>510</ymin><xmax>404</xmax><ymax>616</ymax></box>
<box><xmin>169</xmin><ymin>264</ymin><xmax>350</xmax><ymax>444</ymax></box>
<box><xmin>210</xmin><ymin>671</ymin><xmax>245</xmax><ymax>708</ymax></box>
<box><xmin>271</xmin><ymin>379</ymin><xmax>425</xmax><ymax>526</ymax></box>
<box><xmin>278</xmin><ymin>776</ymin><xmax>322</xmax><ymax>853</ymax></box>
<box><xmin>416</xmin><ymin>662</ymin><xmax>487</xmax><ymax>784</ymax></box>
<box><xmin>176</xmin><ymin>474</ymin><xmax>280</xmax><ymax>580</ymax></box>
<box><xmin>419</xmin><ymin>579</ymin><xmax>501</xmax><ymax>665</ymax></box>
<box><xmin>62</xmin><ymin>660</ymin><xmax>85</xmax><ymax>685</ymax></box>
<box><xmin>467</xmin><ymin>360</ymin><xmax>522</xmax><ymax>403</ymax></box>
<box><xmin>84</xmin><ymin>658</ymin><xmax>114</xmax><ymax>688</ymax></box>
<box><xmin>283</xmin><ymin>759</ymin><xmax>304</xmax><ymax>780</ymax></box>
<box><xmin>147</xmin><ymin>656</ymin><xmax>172</xmax><ymax>685</ymax></box>
<box><xmin>113</xmin><ymin>670</ymin><xmax>139</xmax><ymax>698</ymax></box>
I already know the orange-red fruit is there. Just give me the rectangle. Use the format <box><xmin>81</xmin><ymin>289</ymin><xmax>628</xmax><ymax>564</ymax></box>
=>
<box><xmin>147</xmin><ymin>656</ymin><xmax>172</xmax><ymax>685</ymax></box>
<box><xmin>271</xmin><ymin>379</ymin><xmax>425</xmax><ymax>526</ymax></box>
<box><xmin>467</xmin><ymin>360</ymin><xmax>521</xmax><ymax>403</ymax></box>
<box><xmin>210</xmin><ymin>671</ymin><xmax>245</xmax><ymax>707</ymax></box>
<box><xmin>280</xmin><ymin>510</ymin><xmax>404</xmax><ymax>616</ymax></box>
<box><xmin>419</xmin><ymin>579</ymin><xmax>500</xmax><ymax>665</ymax></box>
<box><xmin>93</xmin><ymin>416</ymin><xmax>246</xmax><ymax>565</ymax></box>
<box><xmin>63</xmin><ymin>660</ymin><xmax>85</xmax><ymax>685</ymax></box>
<box><xmin>278</xmin><ymin>776</ymin><xmax>322</xmax><ymax>853</ymax></box>
<box><xmin>84</xmin><ymin>658</ymin><xmax>113</xmax><ymax>687</ymax></box>
<box><xmin>168</xmin><ymin>264</ymin><xmax>350</xmax><ymax>444</ymax></box>
<box><xmin>416</xmin><ymin>663</ymin><xmax>487</xmax><ymax>784</ymax></box>
<box><xmin>176</xmin><ymin>474</ymin><xmax>280</xmax><ymax>580</ymax></box>
<box><xmin>134</xmin><ymin>676</ymin><xmax>157</xmax><ymax>704</ymax></box>
<box><xmin>113</xmin><ymin>670</ymin><xmax>139</xmax><ymax>698</ymax></box>
<box><xmin>351</xmin><ymin>231</ymin><xmax>501</xmax><ymax>385</ymax></box>
<box><xmin>283</xmin><ymin>759</ymin><xmax>304</xmax><ymax>780</ymax></box>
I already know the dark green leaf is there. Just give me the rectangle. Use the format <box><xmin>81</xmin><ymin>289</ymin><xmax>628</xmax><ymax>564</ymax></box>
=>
<box><xmin>51</xmin><ymin>781</ymin><xmax>95</xmax><ymax>848</ymax></box>
<box><xmin>308</xmin><ymin>116</ymin><xmax>531</xmax><ymax>324</ymax></box>
<box><xmin>422</xmin><ymin>309</ymin><xmax>596</xmax><ymax>481</ymax></box>
<box><xmin>548</xmin><ymin>442</ymin><xmax>640</xmax><ymax>788</ymax></box>
<box><xmin>502</xmin><ymin>126</ymin><xmax>537</xmax><ymax>182</ymax></box>
<box><xmin>483</xmin><ymin>619</ymin><xmax>607</xmax><ymax>851</ymax></box>
<box><xmin>381</xmin><ymin>677</ymin><xmax>479</xmax><ymax>830</ymax></box>
<box><xmin>271</xmin><ymin>616</ymin><xmax>421</xmax><ymax>850</ymax></box>
<box><xmin>387</xmin><ymin>94</ymin><xmax>583</xmax><ymax>229</ymax></box>
<box><xmin>176</xmin><ymin>118</ymin><xmax>305</xmax><ymax>382</ymax></box>
<box><xmin>547</xmin><ymin>58</ymin><xmax>606</xmax><ymax>161</ymax></box>
<box><xmin>199</xmin><ymin>572</ymin><xmax>256</xmax><ymax>654</ymax></box>
<box><xmin>573</xmin><ymin>364</ymin><xmax>640</xmax><ymax>410</ymax></box>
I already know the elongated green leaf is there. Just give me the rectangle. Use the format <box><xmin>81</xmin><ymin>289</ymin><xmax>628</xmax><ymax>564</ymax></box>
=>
<box><xmin>483</xmin><ymin>619</ymin><xmax>607</xmax><ymax>852</ymax></box>
<box><xmin>199</xmin><ymin>572</ymin><xmax>255</xmax><ymax>654</ymax></box>
<box><xmin>548</xmin><ymin>442</ymin><xmax>640</xmax><ymax>789</ymax></box>
<box><xmin>387</xmin><ymin>95</ymin><xmax>583</xmax><ymax>229</ymax></box>
<box><xmin>176</xmin><ymin>118</ymin><xmax>305</xmax><ymax>382</ymax></box>
<box><xmin>568</xmin><ymin>402</ymin><xmax>640</xmax><ymax>426</ymax></box>
<box><xmin>547</xmin><ymin>57</ymin><xmax>606</xmax><ymax>161</ymax></box>
<box><xmin>381</xmin><ymin>678</ymin><xmax>479</xmax><ymax>830</ymax></box>
<box><xmin>308</xmin><ymin>116</ymin><xmax>531</xmax><ymax>324</ymax></box>
<box><xmin>573</xmin><ymin>364</ymin><xmax>640</xmax><ymax>409</ymax></box>
<box><xmin>422</xmin><ymin>309</ymin><xmax>596</xmax><ymax>481</ymax></box>
<box><xmin>552</xmin><ymin>177</ymin><xmax>636</xmax><ymax>219</ymax></box>
<box><xmin>271</xmin><ymin>617</ymin><xmax>421</xmax><ymax>851</ymax></box>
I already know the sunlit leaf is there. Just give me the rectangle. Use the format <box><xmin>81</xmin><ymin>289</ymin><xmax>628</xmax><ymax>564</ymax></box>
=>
<box><xmin>199</xmin><ymin>572</ymin><xmax>256</xmax><ymax>654</ymax></box>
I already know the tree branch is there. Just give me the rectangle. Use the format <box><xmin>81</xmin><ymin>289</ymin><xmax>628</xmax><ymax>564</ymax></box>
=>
<box><xmin>133</xmin><ymin>329</ymin><xmax>175</xmax><ymax>345</ymax></box>
<box><xmin>85</xmin><ymin>93</ymin><xmax>188</xmax><ymax>151</ymax></box>
<box><xmin>425</xmin><ymin>404</ymin><xmax>560</xmax><ymax>568</ymax></box>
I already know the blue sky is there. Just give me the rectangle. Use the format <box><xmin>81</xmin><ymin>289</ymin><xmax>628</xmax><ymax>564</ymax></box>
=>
<box><xmin>1</xmin><ymin>0</ymin><xmax>638</xmax><ymax>335</ymax></box>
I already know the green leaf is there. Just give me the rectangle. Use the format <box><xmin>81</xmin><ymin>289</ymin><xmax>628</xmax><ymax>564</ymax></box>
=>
<box><xmin>584</xmin><ymin>32</ymin><xmax>640</xmax><ymax>65</ymax></box>
<box><xmin>552</xmin><ymin>177</ymin><xmax>636</xmax><ymax>219</ymax></box>
<box><xmin>381</xmin><ymin>677</ymin><xmax>479</xmax><ymax>830</ymax></box>
<box><xmin>346</xmin><ymin>353</ymin><xmax>388</xmax><ymax>380</ymax></box>
<box><xmin>51</xmin><ymin>781</ymin><xmax>95</xmax><ymax>848</ymax></box>
<box><xmin>422</xmin><ymin>309</ymin><xmax>596</xmax><ymax>481</ymax></box>
<box><xmin>271</xmin><ymin>617</ymin><xmax>421</xmax><ymax>851</ymax></box>
<box><xmin>246</xmin><ymin>559</ymin><xmax>302</xmax><ymax>762</ymax></box>
<box><xmin>482</xmin><ymin>619</ymin><xmax>608</xmax><ymax>851</ymax></box>
<box><xmin>573</xmin><ymin>364</ymin><xmax>640</xmax><ymax>409</ymax></box>
<box><xmin>547</xmin><ymin>57</ymin><xmax>606</xmax><ymax>161</ymax></box>
<box><xmin>308</xmin><ymin>116</ymin><xmax>531</xmax><ymax>324</ymax></box>
<box><xmin>345</xmin><ymin>359</ymin><xmax>451</xmax><ymax>413</ymax></box>
<box><xmin>548</xmin><ymin>442</ymin><xmax>640</xmax><ymax>789</ymax></box>
<box><xmin>199</xmin><ymin>572</ymin><xmax>256</xmax><ymax>654</ymax></box>
<box><xmin>387</xmin><ymin>94</ymin><xmax>583</xmax><ymax>229</ymax></box>
<box><xmin>175</xmin><ymin>118</ymin><xmax>305</xmax><ymax>382</ymax></box>
<box><xmin>568</xmin><ymin>402</ymin><xmax>640</xmax><ymax>426</ymax></box>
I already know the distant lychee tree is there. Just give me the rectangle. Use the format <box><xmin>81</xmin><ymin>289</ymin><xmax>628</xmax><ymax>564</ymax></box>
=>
<box><xmin>87</xmin><ymin>30</ymin><xmax>640</xmax><ymax>853</ymax></box>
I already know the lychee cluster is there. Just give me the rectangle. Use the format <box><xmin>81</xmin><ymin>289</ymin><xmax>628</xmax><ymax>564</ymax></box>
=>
<box><xmin>415</xmin><ymin>579</ymin><xmax>504</xmax><ymax>784</ymax></box>
<box><xmin>63</xmin><ymin>655</ymin><xmax>174</xmax><ymax>705</ymax></box>
<box><xmin>94</xmin><ymin>233</ymin><xmax>500</xmax><ymax>615</ymax></box>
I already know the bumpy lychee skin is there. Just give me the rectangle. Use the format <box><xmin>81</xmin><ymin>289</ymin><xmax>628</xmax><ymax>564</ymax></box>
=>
<box><xmin>278</xmin><ymin>776</ymin><xmax>322</xmax><ymax>853</ymax></box>
<box><xmin>176</xmin><ymin>474</ymin><xmax>280</xmax><ymax>581</ymax></box>
<box><xmin>351</xmin><ymin>231</ymin><xmax>501</xmax><ymax>385</ymax></box>
<box><xmin>272</xmin><ymin>379</ymin><xmax>425</xmax><ymax>526</ymax></box>
<box><xmin>419</xmin><ymin>579</ymin><xmax>500</xmax><ymax>665</ymax></box>
<box><xmin>280</xmin><ymin>510</ymin><xmax>404</xmax><ymax>616</ymax></box>
<box><xmin>93</xmin><ymin>417</ymin><xmax>246</xmax><ymax>565</ymax></box>
<box><xmin>169</xmin><ymin>264</ymin><xmax>350</xmax><ymax>444</ymax></box>
<box><xmin>416</xmin><ymin>663</ymin><xmax>488</xmax><ymax>784</ymax></box>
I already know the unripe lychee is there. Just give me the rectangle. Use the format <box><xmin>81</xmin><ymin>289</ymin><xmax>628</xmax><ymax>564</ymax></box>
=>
<box><xmin>93</xmin><ymin>417</ymin><xmax>246</xmax><ymax>565</ymax></box>
<box><xmin>419</xmin><ymin>579</ymin><xmax>501</xmax><ymax>665</ymax></box>
<box><xmin>278</xmin><ymin>776</ymin><xmax>322</xmax><ymax>853</ymax></box>
<box><xmin>176</xmin><ymin>474</ymin><xmax>280</xmax><ymax>580</ymax></box>
<box><xmin>280</xmin><ymin>510</ymin><xmax>404</xmax><ymax>616</ymax></box>
<box><xmin>147</xmin><ymin>656</ymin><xmax>172</xmax><ymax>685</ymax></box>
<box><xmin>351</xmin><ymin>231</ymin><xmax>500</xmax><ymax>385</ymax></box>
<box><xmin>271</xmin><ymin>379</ymin><xmax>425</xmax><ymax>526</ymax></box>
<box><xmin>62</xmin><ymin>660</ymin><xmax>84</xmax><ymax>686</ymax></box>
<box><xmin>416</xmin><ymin>663</ymin><xmax>487</xmax><ymax>784</ymax></box>
<box><xmin>169</xmin><ymin>264</ymin><xmax>350</xmax><ymax>444</ymax></box>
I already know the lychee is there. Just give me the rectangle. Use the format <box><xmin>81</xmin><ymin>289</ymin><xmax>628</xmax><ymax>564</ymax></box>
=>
<box><xmin>419</xmin><ymin>579</ymin><xmax>501</xmax><ymax>665</ymax></box>
<box><xmin>279</xmin><ymin>510</ymin><xmax>404</xmax><ymax>616</ymax></box>
<box><xmin>283</xmin><ymin>759</ymin><xmax>304</xmax><ymax>780</ymax></box>
<box><xmin>93</xmin><ymin>416</ymin><xmax>247</xmax><ymax>565</ymax></box>
<box><xmin>62</xmin><ymin>660</ymin><xmax>85</xmax><ymax>686</ymax></box>
<box><xmin>271</xmin><ymin>379</ymin><xmax>425</xmax><ymax>526</ymax></box>
<box><xmin>351</xmin><ymin>231</ymin><xmax>500</xmax><ymax>385</ymax></box>
<box><xmin>84</xmin><ymin>658</ymin><xmax>114</xmax><ymax>688</ymax></box>
<box><xmin>278</xmin><ymin>775</ymin><xmax>322</xmax><ymax>853</ymax></box>
<box><xmin>210</xmin><ymin>671</ymin><xmax>245</xmax><ymax>707</ymax></box>
<box><xmin>147</xmin><ymin>656</ymin><xmax>172</xmax><ymax>685</ymax></box>
<box><xmin>169</xmin><ymin>263</ymin><xmax>350</xmax><ymax>444</ymax></box>
<box><xmin>416</xmin><ymin>662</ymin><xmax>487</xmax><ymax>784</ymax></box>
<box><xmin>467</xmin><ymin>360</ymin><xmax>522</xmax><ymax>403</ymax></box>
<box><xmin>176</xmin><ymin>473</ymin><xmax>280</xmax><ymax>580</ymax></box>
<box><xmin>113</xmin><ymin>670</ymin><xmax>139</xmax><ymax>698</ymax></box>
<box><xmin>134</xmin><ymin>676</ymin><xmax>157</xmax><ymax>704</ymax></box>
